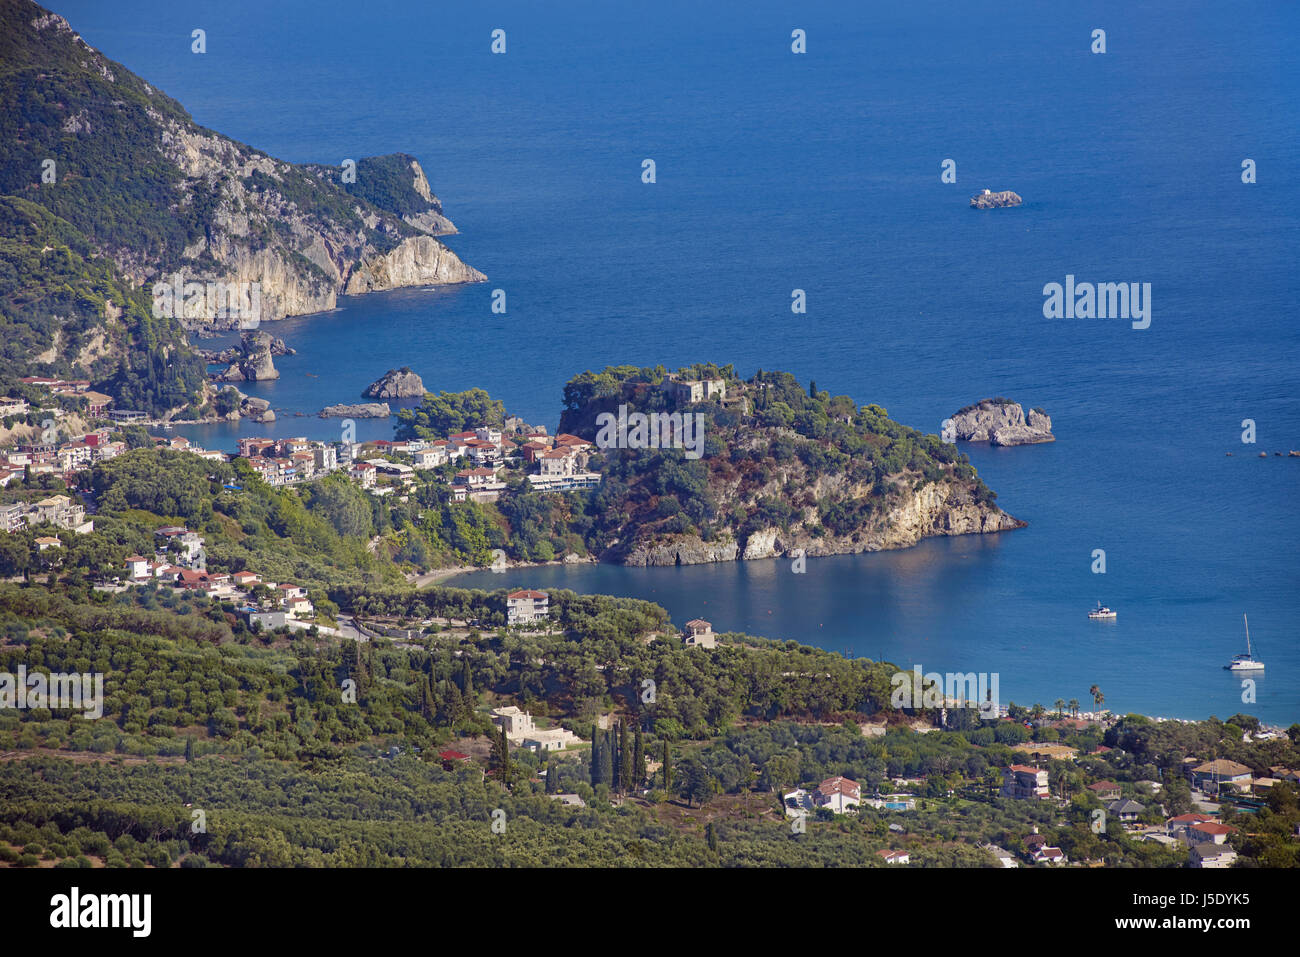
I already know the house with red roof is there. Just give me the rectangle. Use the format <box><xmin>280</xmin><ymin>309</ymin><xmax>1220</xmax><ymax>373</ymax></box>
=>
<box><xmin>1002</xmin><ymin>765</ymin><xmax>1049</xmax><ymax>800</ymax></box>
<box><xmin>1187</xmin><ymin>821</ymin><xmax>1236</xmax><ymax>846</ymax></box>
<box><xmin>815</xmin><ymin>776</ymin><xmax>862</xmax><ymax>814</ymax></box>
<box><xmin>507</xmin><ymin>590</ymin><xmax>549</xmax><ymax>626</ymax></box>
<box><xmin>1032</xmin><ymin>846</ymin><xmax>1067</xmax><ymax>865</ymax></box>
<box><xmin>1087</xmin><ymin>780</ymin><xmax>1121</xmax><ymax>801</ymax></box>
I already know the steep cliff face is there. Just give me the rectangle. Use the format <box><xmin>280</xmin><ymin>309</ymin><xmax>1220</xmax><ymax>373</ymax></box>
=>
<box><xmin>950</xmin><ymin>399</ymin><xmax>1054</xmax><ymax>446</ymax></box>
<box><xmin>0</xmin><ymin>0</ymin><xmax>485</xmax><ymax>343</ymax></box>
<box><xmin>618</xmin><ymin>480</ymin><xmax>1023</xmax><ymax>566</ymax></box>
<box><xmin>343</xmin><ymin>236</ymin><xmax>485</xmax><ymax>295</ymax></box>
<box><xmin>149</xmin><ymin>116</ymin><xmax>485</xmax><ymax>324</ymax></box>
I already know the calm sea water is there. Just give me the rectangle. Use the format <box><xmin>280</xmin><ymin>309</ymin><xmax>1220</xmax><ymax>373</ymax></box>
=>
<box><xmin>59</xmin><ymin>0</ymin><xmax>1300</xmax><ymax>722</ymax></box>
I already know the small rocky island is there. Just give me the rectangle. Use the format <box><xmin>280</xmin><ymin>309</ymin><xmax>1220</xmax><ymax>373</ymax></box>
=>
<box><xmin>950</xmin><ymin>398</ymin><xmax>1053</xmax><ymax>446</ymax></box>
<box><xmin>319</xmin><ymin>402</ymin><xmax>391</xmax><ymax>418</ymax></box>
<box><xmin>364</xmin><ymin>367</ymin><xmax>426</xmax><ymax>400</ymax></box>
<box><xmin>212</xmin><ymin>331</ymin><xmax>288</xmax><ymax>382</ymax></box>
<box><xmin>970</xmin><ymin>189</ymin><xmax>1022</xmax><ymax>209</ymax></box>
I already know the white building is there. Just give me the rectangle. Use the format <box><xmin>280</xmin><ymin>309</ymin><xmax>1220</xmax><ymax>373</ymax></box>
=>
<box><xmin>683</xmin><ymin>619</ymin><xmax>716</xmax><ymax>649</ymax></box>
<box><xmin>1002</xmin><ymin>765</ymin><xmax>1050</xmax><ymax>800</ymax></box>
<box><xmin>507</xmin><ymin>589</ymin><xmax>549</xmax><ymax>626</ymax></box>
<box><xmin>814</xmin><ymin>775</ymin><xmax>861</xmax><ymax>814</ymax></box>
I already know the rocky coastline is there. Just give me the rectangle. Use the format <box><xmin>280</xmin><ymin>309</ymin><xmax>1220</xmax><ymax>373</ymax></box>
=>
<box><xmin>612</xmin><ymin>480</ymin><xmax>1024</xmax><ymax>567</ymax></box>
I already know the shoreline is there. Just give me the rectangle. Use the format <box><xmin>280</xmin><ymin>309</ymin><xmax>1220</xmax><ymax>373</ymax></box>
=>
<box><xmin>409</xmin><ymin>555</ymin><xmax>599</xmax><ymax>588</ymax></box>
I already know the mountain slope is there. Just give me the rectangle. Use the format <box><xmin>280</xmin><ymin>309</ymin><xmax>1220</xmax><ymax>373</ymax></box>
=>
<box><xmin>0</xmin><ymin>0</ymin><xmax>484</xmax><ymax>411</ymax></box>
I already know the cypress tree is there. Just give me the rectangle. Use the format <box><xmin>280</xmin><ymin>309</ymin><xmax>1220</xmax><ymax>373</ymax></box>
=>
<box><xmin>618</xmin><ymin>721</ymin><xmax>632</xmax><ymax>794</ymax></box>
<box><xmin>599</xmin><ymin>729</ymin><xmax>613</xmax><ymax>786</ymax></box>
<box><xmin>662</xmin><ymin>741</ymin><xmax>673</xmax><ymax>793</ymax></box>
<box><xmin>493</xmin><ymin>725</ymin><xmax>511</xmax><ymax>788</ymax></box>
<box><xmin>632</xmin><ymin>726</ymin><xmax>644</xmax><ymax>791</ymax></box>
<box><xmin>706</xmin><ymin>822</ymin><xmax>718</xmax><ymax>852</ymax></box>
<box><xmin>589</xmin><ymin>731</ymin><xmax>602</xmax><ymax>786</ymax></box>
<box><xmin>611</xmin><ymin>721</ymin><xmax>622</xmax><ymax>792</ymax></box>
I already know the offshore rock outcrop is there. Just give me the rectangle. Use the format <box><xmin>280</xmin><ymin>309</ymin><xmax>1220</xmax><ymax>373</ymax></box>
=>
<box><xmin>239</xmin><ymin>396</ymin><xmax>275</xmax><ymax>424</ymax></box>
<box><xmin>319</xmin><ymin>402</ymin><xmax>390</xmax><ymax>418</ymax></box>
<box><xmin>215</xmin><ymin>331</ymin><xmax>279</xmax><ymax>382</ymax></box>
<box><xmin>970</xmin><ymin>190</ymin><xmax>1022</xmax><ymax>209</ymax></box>
<box><xmin>364</xmin><ymin>367</ymin><xmax>426</xmax><ymax>400</ymax></box>
<box><xmin>950</xmin><ymin>398</ymin><xmax>1054</xmax><ymax>446</ymax></box>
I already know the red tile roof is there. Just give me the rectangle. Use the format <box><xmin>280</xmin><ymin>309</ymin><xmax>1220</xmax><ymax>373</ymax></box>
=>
<box><xmin>1190</xmin><ymin>822</ymin><xmax>1235</xmax><ymax>836</ymax></box>
<box><xmin>818</xmin><ymin>775</ymin><xmax>861</xmax><ymax>798</ymax></box>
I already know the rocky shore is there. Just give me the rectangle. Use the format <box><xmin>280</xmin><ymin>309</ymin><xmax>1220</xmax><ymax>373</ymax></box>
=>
<box><xmin>613</xmin><ymin>481</ymin><xmax>1024</xmax><ymax>567</ymax></box>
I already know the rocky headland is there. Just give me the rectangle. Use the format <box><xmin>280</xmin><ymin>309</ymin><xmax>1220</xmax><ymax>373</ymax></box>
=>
<box><xmin>615</xmin><ymin>480</ymin><xmax>1024</xmax><ymax>567</ymax></box>
<box><xmin>0</xmin><ymin>0</ymin><xmax>487</xmax><ymax>421</ymax></box>
<box><xmin>551</xmin><ymin>365</ymin><xmax>1027</xmax><ymax>568</ymax></box>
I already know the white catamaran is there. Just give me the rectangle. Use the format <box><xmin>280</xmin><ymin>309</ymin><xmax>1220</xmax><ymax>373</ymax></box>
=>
<box><xmin>1225</xmin><ymin>614</ymin><xmax>1265</xmax><ymax>671</ymax></box>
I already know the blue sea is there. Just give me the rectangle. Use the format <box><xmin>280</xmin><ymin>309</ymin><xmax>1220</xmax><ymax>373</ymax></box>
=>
<box><xmin>58</xmin><ymin>0</ymin><xmax>1300</xmax><ymax>723</ymax></box>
